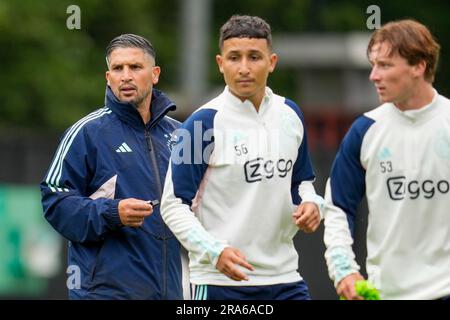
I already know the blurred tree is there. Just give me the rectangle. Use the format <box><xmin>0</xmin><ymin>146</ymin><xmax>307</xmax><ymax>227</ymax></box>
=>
<box><xmin>0</xmin><ymin>0</ymin><xmax>448</xmax><ymax>130</ymax></box>
<box><xmin>210</xmin><ymin>0</ymin><xmax>449</xmax><ymax>101</ymax></box>
<box><xmin>0</xmin><ymin>0</ymin><xmax>178</xmax><ymax>130</ymax></box>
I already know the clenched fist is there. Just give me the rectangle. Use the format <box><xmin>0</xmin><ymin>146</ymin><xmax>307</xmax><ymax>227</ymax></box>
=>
<box><xmin>118</xmin><ymin>198</ymin><xmax>154</xmax><ymax>227</ymax></box>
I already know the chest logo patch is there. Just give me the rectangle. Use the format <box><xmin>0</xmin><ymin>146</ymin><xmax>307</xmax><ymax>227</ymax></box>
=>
<box><xmin>377</xmin><ymin>147</ymin><xmax>392</xmax><ymax>161</ymax></box>
<box><xmin>116</xmin><ymin>142</ymin><xmax>133</xmax><ymax>153</ymax></box>
<box><xmin>164</xmin><ymin>133</ymin><xmax>178</xmax><ymax>152</ymax></box>
<box><xmin>434</xmin><ymin>129</ymin><xmax>450</xmax><ymax>159</ymax></box>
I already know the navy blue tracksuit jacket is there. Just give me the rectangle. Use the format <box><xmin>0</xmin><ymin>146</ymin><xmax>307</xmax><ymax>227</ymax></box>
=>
<box><xmin>41</xmin><ymin>87</ymin><xmax>182</xmax><ymax>299</ymax></box>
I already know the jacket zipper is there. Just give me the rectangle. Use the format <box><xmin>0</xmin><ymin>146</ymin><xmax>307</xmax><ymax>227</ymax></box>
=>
<box><xmin>144</xmin><ymin>129</ymin><xmax>168</xmax><ymax>299</ymax></box>
<box><xmin>145</xmin><ymin>130</ymin><xmax>163</xmax><ymax>196</ymax></box>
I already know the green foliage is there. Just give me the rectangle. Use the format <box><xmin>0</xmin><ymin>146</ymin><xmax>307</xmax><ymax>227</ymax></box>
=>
<box><xmin>340</xmin><ymin>280</ymin><xmax>381</xmax><ymax>300</ymax></box>
<box><xmin>1</xmin><ymin>0</ymin><xmax>449</xmax><ymax>130</ymax></box>
<box><xmin>355</xmin><ymin>280</ymin><xmax>381</xmax><ymax>300</ymax></box>
<box><xmin>210</xmin><ymin>0</ymin><xmax>450</xmax><ymax>102</ymax></box>
<box><xmin>0</xmin><ymin>0</ymin><xmax>178</xmax><ymax>130</ymax></box>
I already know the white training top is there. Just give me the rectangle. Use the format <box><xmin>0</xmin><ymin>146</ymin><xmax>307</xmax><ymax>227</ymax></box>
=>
<box><xmin>162</xmin><ymin>86</ymin><xmax>324</xmax><ymax>286</ymax></box>
<box><xmin>324</xmin><ymin>90</ymin><xmax>450</xmax><ymax>299</ymax></box>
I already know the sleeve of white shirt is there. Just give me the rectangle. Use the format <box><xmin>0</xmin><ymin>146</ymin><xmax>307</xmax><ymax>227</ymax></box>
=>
<box><xmin>161</xmin><ymin>108</ymin><xmax>228</xmax><ymax>267</ymax></box>
<box><xmin>284</xmin><ymin>98</ymin><xmax>326</xmax><ymax>218</ymax></box>
<box><xmin>298</xmin><ymin>181</ymin><xmax>325</xmax><ymax>219</ymax></box>
<box><xmin>161</xmin><ymin>164</ymin><xmax>228</xmax><ymax>267</ymax></box>
<box><xmin>323</xmin><ymin>116</ymin><xmax>375</xmax><ymax>287</ymax></box>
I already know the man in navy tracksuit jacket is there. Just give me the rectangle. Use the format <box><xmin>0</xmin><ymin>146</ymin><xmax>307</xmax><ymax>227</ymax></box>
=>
<box><xmin>40</xmin><ymin>34</ymin><xmax>182</xmax><ymax>299</ymax></box>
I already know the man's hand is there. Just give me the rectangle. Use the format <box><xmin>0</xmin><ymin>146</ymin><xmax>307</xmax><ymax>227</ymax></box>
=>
<box><xmin>293</xmin><ymin>202</ymin><xmax>321</xmax><ymax>233</ymax></box>
<box><xmin>216</xmin><ymin>247</ymin><xmax>254</xmax><ymax>281</ymax></box>
<box><xmin>118</xmin><ymin>198</ymin><xmax>154</xmax><ymax>227</ymax></box>
<box><xmin>337</xmin><ymin>272</ymin><xmax>365</xmax><ymax>300</ymax></box>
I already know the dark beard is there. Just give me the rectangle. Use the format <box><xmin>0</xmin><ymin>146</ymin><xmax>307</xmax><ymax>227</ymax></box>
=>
<box><xmin>129</xmin><ymin>90</ymin><xmax>151</xmax><ymax>110</ymax></box>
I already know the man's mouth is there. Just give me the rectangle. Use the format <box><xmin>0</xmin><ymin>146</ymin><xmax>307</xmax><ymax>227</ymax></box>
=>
<box><xmin>120</xmin><ymin>85</ymin><xmax>137</xmax><ymax>95</ymax></box>
<box><xmin>375</xmin><ymin>86</ymin><xmax>385</xmax><ymax>93</ymax></box>
<box><xmin>237</xmin><ymin>79</ymin><xmax>254</xmax><ymax>84</ymax></box>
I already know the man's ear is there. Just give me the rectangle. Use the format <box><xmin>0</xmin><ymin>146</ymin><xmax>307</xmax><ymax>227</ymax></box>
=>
<box><xmin>152</xmin><ymin>66</ymin><xmax>161</xmax><ymax>85</ymax></box>
<box><xmin>269</xmin><ymin>53</ymin><xmax>278</xmax><ymax>73</ymax></box>
<box><xmin>106</xmin><ymin>71</ymin><xmax>111</xmax><ymax>86</ymax></box>
<box><xmin>413</xmin><ymin>60</ymin><xmax>427</xmax><ymax>78</ymax></box>
<box><xmin>216</xmin><ymin>54</ymin><xmax>224</xmax><ymax>74</ymax></box>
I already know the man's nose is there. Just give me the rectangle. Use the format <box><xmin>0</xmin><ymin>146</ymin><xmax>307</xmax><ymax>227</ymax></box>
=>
<box><xmin>238</xmin><ymin>58</ymin><xmax>250</xmax><ymax>75</ymax></box>
<box><xmin>121</xmin><ymin>67</ymin><xmax>132</xmax><ymax>81</ymax></box>
<box><xmin>369</xmin><ymin>66</ymin><xmax>379</xmax><ymax>82</ymax></box>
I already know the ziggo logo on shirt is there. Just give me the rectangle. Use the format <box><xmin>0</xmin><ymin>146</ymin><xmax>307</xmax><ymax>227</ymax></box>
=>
<box><xmin>244</xmin><ymin>158</ymin><xmax>293</xmax><ymax>183</ymax></box>
<box><xmin>387</xmin><ymin>176</ymin><xmax>450</xmax><ymax>200</ymax></box>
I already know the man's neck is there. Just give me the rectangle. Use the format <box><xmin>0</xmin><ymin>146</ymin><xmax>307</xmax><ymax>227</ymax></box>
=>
<box><xmin>136</xmin><ymin>99</ymin><xmax>152</xmax><ymax>124</ymax></box>
<box><xmin>136</xmin><ymin>93</ymin><xmax>152</xmax><ymax>124</ymax></box>
<box><xmin>230</xmin><ymin>90</ymin><xmax>265</xmax><ymax>113</ymax></box>
<box><xmin>137</xmin><ymin>107</ymin><xmax>151</xmax><ymax>124</ymax></box>
<box><xmin>394</xmin><ymin>82</ymin><xmax>435</xmax><ymax>111</ymax></box>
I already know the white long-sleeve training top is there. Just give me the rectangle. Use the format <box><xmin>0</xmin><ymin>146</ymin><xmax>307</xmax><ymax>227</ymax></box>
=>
<box><xmin>162</xmin><ymin>86</ymin><xmax>324</xmax><ymax>286</ymax></box>
<box><xmin>324</xmin><ymin>90</ymin><xmax>450</xmax><ymax>299</ymax></box>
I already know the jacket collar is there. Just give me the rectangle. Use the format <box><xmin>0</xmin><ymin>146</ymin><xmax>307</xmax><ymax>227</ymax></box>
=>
<box><xmin>222</xmin><ymin>86</ymin><xmax>273</xmax><ymax>115</ymax></box>
<box><xmin>390</xmin><ymin>89</ymin><xmax>439</xmax><ymax>123</ymax></box>
<box><xmin>105</xmin><ymin>86</ymin><xmax>176</xmax><ymax>130</ymax></box>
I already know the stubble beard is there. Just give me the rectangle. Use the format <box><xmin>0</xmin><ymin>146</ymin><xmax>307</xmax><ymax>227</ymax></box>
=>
<box><xmin>124</xmin><ymin>89</ymin><xmax>151</xmax><ymax>110</ymax></box>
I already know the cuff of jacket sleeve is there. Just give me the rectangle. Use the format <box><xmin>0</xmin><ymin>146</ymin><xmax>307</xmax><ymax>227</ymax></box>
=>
<box><xmin>328</xmin><ymin>246</ymin><xmax>360</xmax><ymax>287</ymax></box>
<box><xmin>103</xmin><ymin>199</ymin><xmax>123</xmax><ymax>229</ymax></box>
<box><xmin>301</xmin><ymin>193</ymin><xmax>326</xmax><ymax>220</ymax></box>
<box><xmin>211</xmin><ymin>244</ymin><xmax>230</xmax><ymax>267</ymax></box>
<box><xmin>187</xmin><ymin>226</ymin><xmax>229</xmax><ymax>266</ymax></box>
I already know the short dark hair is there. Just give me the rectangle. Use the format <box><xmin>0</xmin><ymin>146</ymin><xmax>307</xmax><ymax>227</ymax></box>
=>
<box><xmin>367</xmin><ymin>19</ymin><xmax>440</xmax><ymax>83</ymax></box>
<box><xmin>105</xmin><ymin>33</ymin><xmax>156</xmax><ymax>67</ymax></box>
<box><xmin>219</xmin><ymin>15</ymin><xmax>272</xmax><ymax>51</ymax></box>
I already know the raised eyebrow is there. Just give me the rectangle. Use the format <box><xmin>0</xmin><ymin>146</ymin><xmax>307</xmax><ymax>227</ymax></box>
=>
<box><xmin>225</xmin><ymin>50</ymin><xmax>263</xmax><ymax>57</ymax></box>
<box><xmin>373</xmin><ymin>57</ymin><xmax>391</xmax><ymax>65</ymax></box>
<box><xmin>226</xmin><ymin>49</ymin><xmax>263</xmax><ymax>54</ymax></box>
<box><xmin>226</xmin><ymin>50</ymin><xmax>241</xmax><ymax>56</ymax></box>
<box><xmin>110</xmin><ymin>62</ymin><xmax>143</xmax><ymax>68</ymax></box>
<box><xmin>110</xmin><ymin>63</ymin><xmax>122</xmax><ymax>69</ymax></box>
